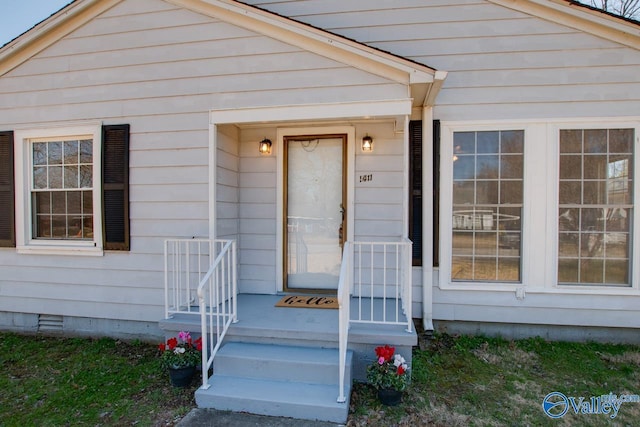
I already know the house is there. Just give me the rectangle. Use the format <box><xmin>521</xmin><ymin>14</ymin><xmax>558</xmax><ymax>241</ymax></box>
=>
<box><xmin>1</xmin><ymin>0</ymin><xmax>639</xmax><ymax>422</ymax></box>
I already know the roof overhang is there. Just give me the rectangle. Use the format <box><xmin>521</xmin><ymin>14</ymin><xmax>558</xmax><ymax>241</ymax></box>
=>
<box><xmin>488</xmin><ymin>0</ymin><xmax>640</xmax><ymax>50</ymax></box>
<box><xmin>0</xmin><ymin>0</ymin><xmax>122</xmax><ymax>76</ymax></box>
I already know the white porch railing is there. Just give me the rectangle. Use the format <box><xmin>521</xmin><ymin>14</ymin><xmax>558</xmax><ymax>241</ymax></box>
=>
<box><xmin>337</xmin><ymin>239</ymin><xmax>413</xmax><ymax>402</ymax></box>
<box><xmin>197</xmin><ymin>240</ymin><xmax>237</xmax><ymax>390</ymax></box>
<box><xmin>164</xmin><ymin>239</ymin><xmax>237</xmax><ymax>390</ymax></box>
<box><xmin>164</xmin><ymin>239</ymin><xmax>230</xmax><ymax>317</ymax></box>
<box><xmin>351</xmin><ymin>239</ymin><xmax>413</xmax><ymax>331</ymax></box>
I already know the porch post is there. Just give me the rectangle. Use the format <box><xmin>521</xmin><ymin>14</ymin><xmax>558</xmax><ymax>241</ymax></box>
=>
<box><xmin>208</xmin><ymin>123</ymin><xmax>217</xmax><ymax>240</ymax></box>
<box><xmin>421</xmin><ymin>107</ymin><xmax>434</xmax><ymax>331</ymax></box>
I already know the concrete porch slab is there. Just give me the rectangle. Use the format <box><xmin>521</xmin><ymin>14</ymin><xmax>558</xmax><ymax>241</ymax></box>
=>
<box><xmin>160</xmin><ymin>293</ymin><xmax>417</xmax><ymax>381</ymax></box>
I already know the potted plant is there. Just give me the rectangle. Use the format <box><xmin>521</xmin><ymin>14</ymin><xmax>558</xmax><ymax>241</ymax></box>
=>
<box><xmin>366</xmin><ymin>345</ymin><xmax>410</xmax><ymax>406</ymax></box>
<box><xmin>158</xmin><ymin>331</ymin><xmax>202</xmax><ymax>387</ymax></box>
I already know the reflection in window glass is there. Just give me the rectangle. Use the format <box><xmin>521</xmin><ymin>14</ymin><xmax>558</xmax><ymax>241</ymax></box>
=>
<box><xmin>31</xmin><ymin>138</ymin><xmax>93</xmax><ymax>240</ymax></box>
<box><xmin>558</xmin><ymin>129</ymin><xmax>633</xmax><ymax>286</ymax></box>
<box><xmin>451</xmin><ymin>130</ymin><xmax>524</xmax><ymax>282</ymax></box>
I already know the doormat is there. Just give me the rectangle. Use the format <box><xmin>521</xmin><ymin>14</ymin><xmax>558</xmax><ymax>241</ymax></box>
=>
<box><xmin>275</xmin><ymin>295</ymin><xmax>339</xmax><ymax>309</ymax></box>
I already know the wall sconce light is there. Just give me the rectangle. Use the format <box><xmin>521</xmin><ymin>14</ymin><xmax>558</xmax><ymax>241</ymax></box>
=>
<box><xmin>361</xmin><ymin>135</ymin><xmax>373</xmax><ymax>152</ymax></box>
<box><xmin>259</xmin><ymin>138</ymin><xmax>272</xmax><ymax>155</ymax></box>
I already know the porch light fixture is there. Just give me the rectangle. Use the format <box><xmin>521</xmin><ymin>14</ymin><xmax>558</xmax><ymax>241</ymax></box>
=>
<box><xmin>361</xmin><ymin>135</ymin><xmax>373</xmax><ymax>152</ymax></box>
<box><xmin>259</xmin><ymin>138</ymin><xmax>272</xmax><ymax>155</ymax></box>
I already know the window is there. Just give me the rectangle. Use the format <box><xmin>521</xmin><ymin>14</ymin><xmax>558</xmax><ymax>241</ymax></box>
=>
<box><xmin>558</xmin><ymin>128</ymin><xmax>634</xmax><ymax>286</ymax></box>
<box><xmin>10</xmin><ymin>124</ymin><xmax>130</xmax><ymax>254</ymax></box>
<box><xmin>442</xmin><ymin>120</ymin><xmax>637</xmax><ymax>291</ymax></box>
<box><xmin>32</xmin><ymin>138</ymin><xmax>94</xmax><ymax>240</ymax></box>
<box><xmin>451</xmin><ymin>130</ymin><xmax>523</xmax><ymax>282</ymax></box>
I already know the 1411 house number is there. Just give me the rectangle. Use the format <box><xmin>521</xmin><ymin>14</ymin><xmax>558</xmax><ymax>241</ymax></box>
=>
<box><xmin>359</xmin><ymin>174</ymin><xmax>373</xmax><ymax>182</ymax></box>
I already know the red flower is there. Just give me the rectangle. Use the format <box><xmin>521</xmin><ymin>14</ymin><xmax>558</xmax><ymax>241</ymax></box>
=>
<box><xmin>374</xmin><ymin>345</ymin><xmax>395</xmax><ymax>362</ymax></box>
<box><xmin>194</xmin><ymin>337</ymin><xmax>203</xmax><ymax>351</ymax></box>
<box><xmin>397</xmin><ymin>365</ymin><xmax>405</xmax><ymax>375</ymax></box>
<box><xmin>167</xmin><ymin>337</ymin><xmax>178</xmax><ymax>350</ymax></box>
<box><xmin>158</xmin><ymin>343</ymin><xmax>165</xmax><ymax>352</ymax></box>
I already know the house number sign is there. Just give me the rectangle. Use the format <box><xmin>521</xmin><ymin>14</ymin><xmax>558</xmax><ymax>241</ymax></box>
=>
<box><xmin>359</xmin><ymin>174</ymin><xmax>373</xmax><ymax>183</ymax></box>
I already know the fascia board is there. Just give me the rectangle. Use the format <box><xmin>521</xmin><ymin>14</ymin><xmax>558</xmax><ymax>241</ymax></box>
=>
<box><xmin>168</xmin><ymin>0</ymin><xmax>435</xmax><ymax>85</ymax></box>
<box><xmin>209</xmin><ymin>99</ymin><xmax>413</xmax><ymax>124</ymax></box>
<box><xmin>489</xmin><ymin>0</ymin><xmax>640</xmax><ymax>50</ymax></box>
<box><xmin>0</xmin><ymin>0</ymin><xmax>123</xmax><ymax>76</ymax></box>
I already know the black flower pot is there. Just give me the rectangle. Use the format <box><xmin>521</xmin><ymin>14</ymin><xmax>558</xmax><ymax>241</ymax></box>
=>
<box><xmin>377</xmin><ymin>388</ymin><xmax>403</xmax><ymax>406</ymax></box>
<box><xmin>168</xmin><ymin>366</ymin><xmax>196</xmax><ymax>387</ymax></box>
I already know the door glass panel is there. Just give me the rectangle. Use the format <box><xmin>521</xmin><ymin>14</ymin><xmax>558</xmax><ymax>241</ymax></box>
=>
<box><xmin>287</xmin><ymin>137</ymin><xmax>343</xmax><ymax>290</ymax></box>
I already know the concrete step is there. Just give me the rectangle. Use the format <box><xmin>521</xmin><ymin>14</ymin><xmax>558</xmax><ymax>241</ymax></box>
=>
<box><xmin>195</xmin><ymin>375</ymin><xmax>350</xmax><ymax>423</ymax></box>
<box><xmin>196</xmin><ymin>342</ymin><xmax>353</xmax><ymax>423</ymax></box>
<box><xmin>215</xmin><ymin>342</ymin><xmax>352</xmax><ymax>385</ymax></box>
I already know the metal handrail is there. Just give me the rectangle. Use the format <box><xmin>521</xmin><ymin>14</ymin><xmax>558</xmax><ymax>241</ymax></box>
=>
<box><xmin>337</xmin><ymin>242</ymin><xmax>352</xmax><ymax>403</ymax></box>
<box><xmin>196</xmin><ymin>240</ymin><xmax>237</xmax><ymax>390</ymax></box>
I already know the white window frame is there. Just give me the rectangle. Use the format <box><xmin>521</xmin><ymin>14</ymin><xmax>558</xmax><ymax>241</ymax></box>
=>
<box><xmin>440</xmin><ymin>118</ymin><xmax>640</xmax><ymax>295</ymax></box>
<box><xmin>440</xmin><ymin>121</ymin><xmax>534</xmax><ymax>291</ymax></box>
<box><xmin>14</xmin><ymin>124</ymin><xmax>103</xmax><ymax>256</ymax></box>
<box><xmin>547</xmin><ymin>120</ymin><xmax>640</xmax><ymax>292</ymax></box>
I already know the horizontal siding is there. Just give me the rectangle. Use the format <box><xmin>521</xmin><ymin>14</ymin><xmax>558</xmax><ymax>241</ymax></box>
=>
<box><xmin>0</xmin><ymin>296</ymin><xmax>162</xmax><ymax>322</ymax></box>
<box><xmin>0</xmin><ymin>0</ymin><xmax>411</xmax><ymax>321</ymax></box>
<box><xmin>0</xmin><ymin>250</ymin><xmax>163</xmax><ymax>270</ymax></box>
<box><xmin>216</xmin><ymin>126</ymin><xmax>239</xmax><ymax>242</ymax></box>
<box><xmin>246</xmin><ymin>0</ymin><xmax>640</xmax><ymax>328</ymax></box>
<box><xmin>130</xmin><ymin>166</ymin><xmax>208</xmax><ymax>185</ymax></box>
<box><xmin>240</xmin><ymin>234</ymin><xmax>277</xmax><ymax>251</ymax></box>
<box><xmin>433</xmin><ymin>288</ymin><xmax>640</xmax><ymax>328</ymax></box>
<box><xmin>1</xmin><ymin>67</ymin><xmax>390</xmax><ymax>109</ymax></box>
<box><xmin>242</xmin><ymin>0</ymin><xmax>640</xmax><ymax>121</ymax></box>
<box><xmin>0</xmin><ymin>269</ymin><xmax>163</xmax><ymax>293</ymax></box>
<box><xmin>243</xmin><ymin>0</ymin><xmax>484</xmax><ymax>15</ymax></box>
<box><xmin>354</xmin><ymin>123</ymin><xmax>404</xmax><ymax>243</ymax></box>
<box><xmin>132</xmin><ymin>202</ymin><xmax>208</xmax><ymax>220</ymax></box>
<box><xmin>238</xmin><ymin>129</ymin><xmax>277</xmax><ymax>293</ymax></box>
<box><xmin>249</xmin><ymin>2</ymin><xmax>518</xmax><ymax>28</ymax></box>
<box><xmin>0</xmin><ymin>51</ymin><xmax>351</xmax><ymax>93</ymax></box>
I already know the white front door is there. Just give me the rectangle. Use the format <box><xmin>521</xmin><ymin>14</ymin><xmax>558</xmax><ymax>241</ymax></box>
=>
<box><xmin>284</xmin><ymin>134</ymin><xmax>346</xmax><ymax>292</ymax></box>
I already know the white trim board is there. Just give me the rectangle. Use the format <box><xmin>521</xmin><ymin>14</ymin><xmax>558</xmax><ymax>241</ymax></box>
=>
<box><xmin>209</xmin><ymin>100</ymin><xmax>413</xmax><ymax>125</ymax></box>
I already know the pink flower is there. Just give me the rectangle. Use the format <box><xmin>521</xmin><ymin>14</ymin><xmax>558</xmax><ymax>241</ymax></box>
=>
<box><xmin>378</xmin><ymin>356</ymin><xmax>385</xmax><ymax>365</ymax></box>
<box><xmin>178</xmin><ymin>331</ymin><xmax>191</xmax><ymax>342</ymax></box>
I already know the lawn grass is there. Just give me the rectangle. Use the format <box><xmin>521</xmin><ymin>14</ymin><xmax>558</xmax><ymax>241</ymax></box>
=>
<box><xmin>0</xmin><ymin>333</ymin><xmax>196</xmax><ymax>426</ymax></box>
<box><xmin>1</xmin><ymin>332</ymin><xmax>639</xmax><ymax>426</ymax></box>
<box><xmin>348</xmin><ymin>334</ymin><xmax>640</xmax><ymax>426</ymax></box>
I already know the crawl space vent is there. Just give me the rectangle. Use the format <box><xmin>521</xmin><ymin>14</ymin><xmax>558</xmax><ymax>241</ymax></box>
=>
<box><xmin>38</xmin><ymin>314</ymin><xmax>63</xmax><ymax>332</ymax></box>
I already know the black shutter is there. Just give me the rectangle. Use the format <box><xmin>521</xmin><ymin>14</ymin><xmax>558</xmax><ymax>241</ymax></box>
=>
<box><xmin>102</xmin><ymin>124</ymin><xmax>130</xmax><ymax>251</ymax></box>
<box><xmin>0</xmin><ymin>131</ymin><xmax>15</xmax><ymax>247</ymax></box>
<box><xmin>409</xmin><ymin>120</ymin><xmax>440</xmax><ymax>267</ymax></box>
<box><xmin>432</xmin><ymin>120</ymin><xmax>440</xmax><ymax>267</ymax></box>
<box><xmin>409</xmin><ymin>121</ymin><xmax>422</xmax><ymax>265</ymax></box>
